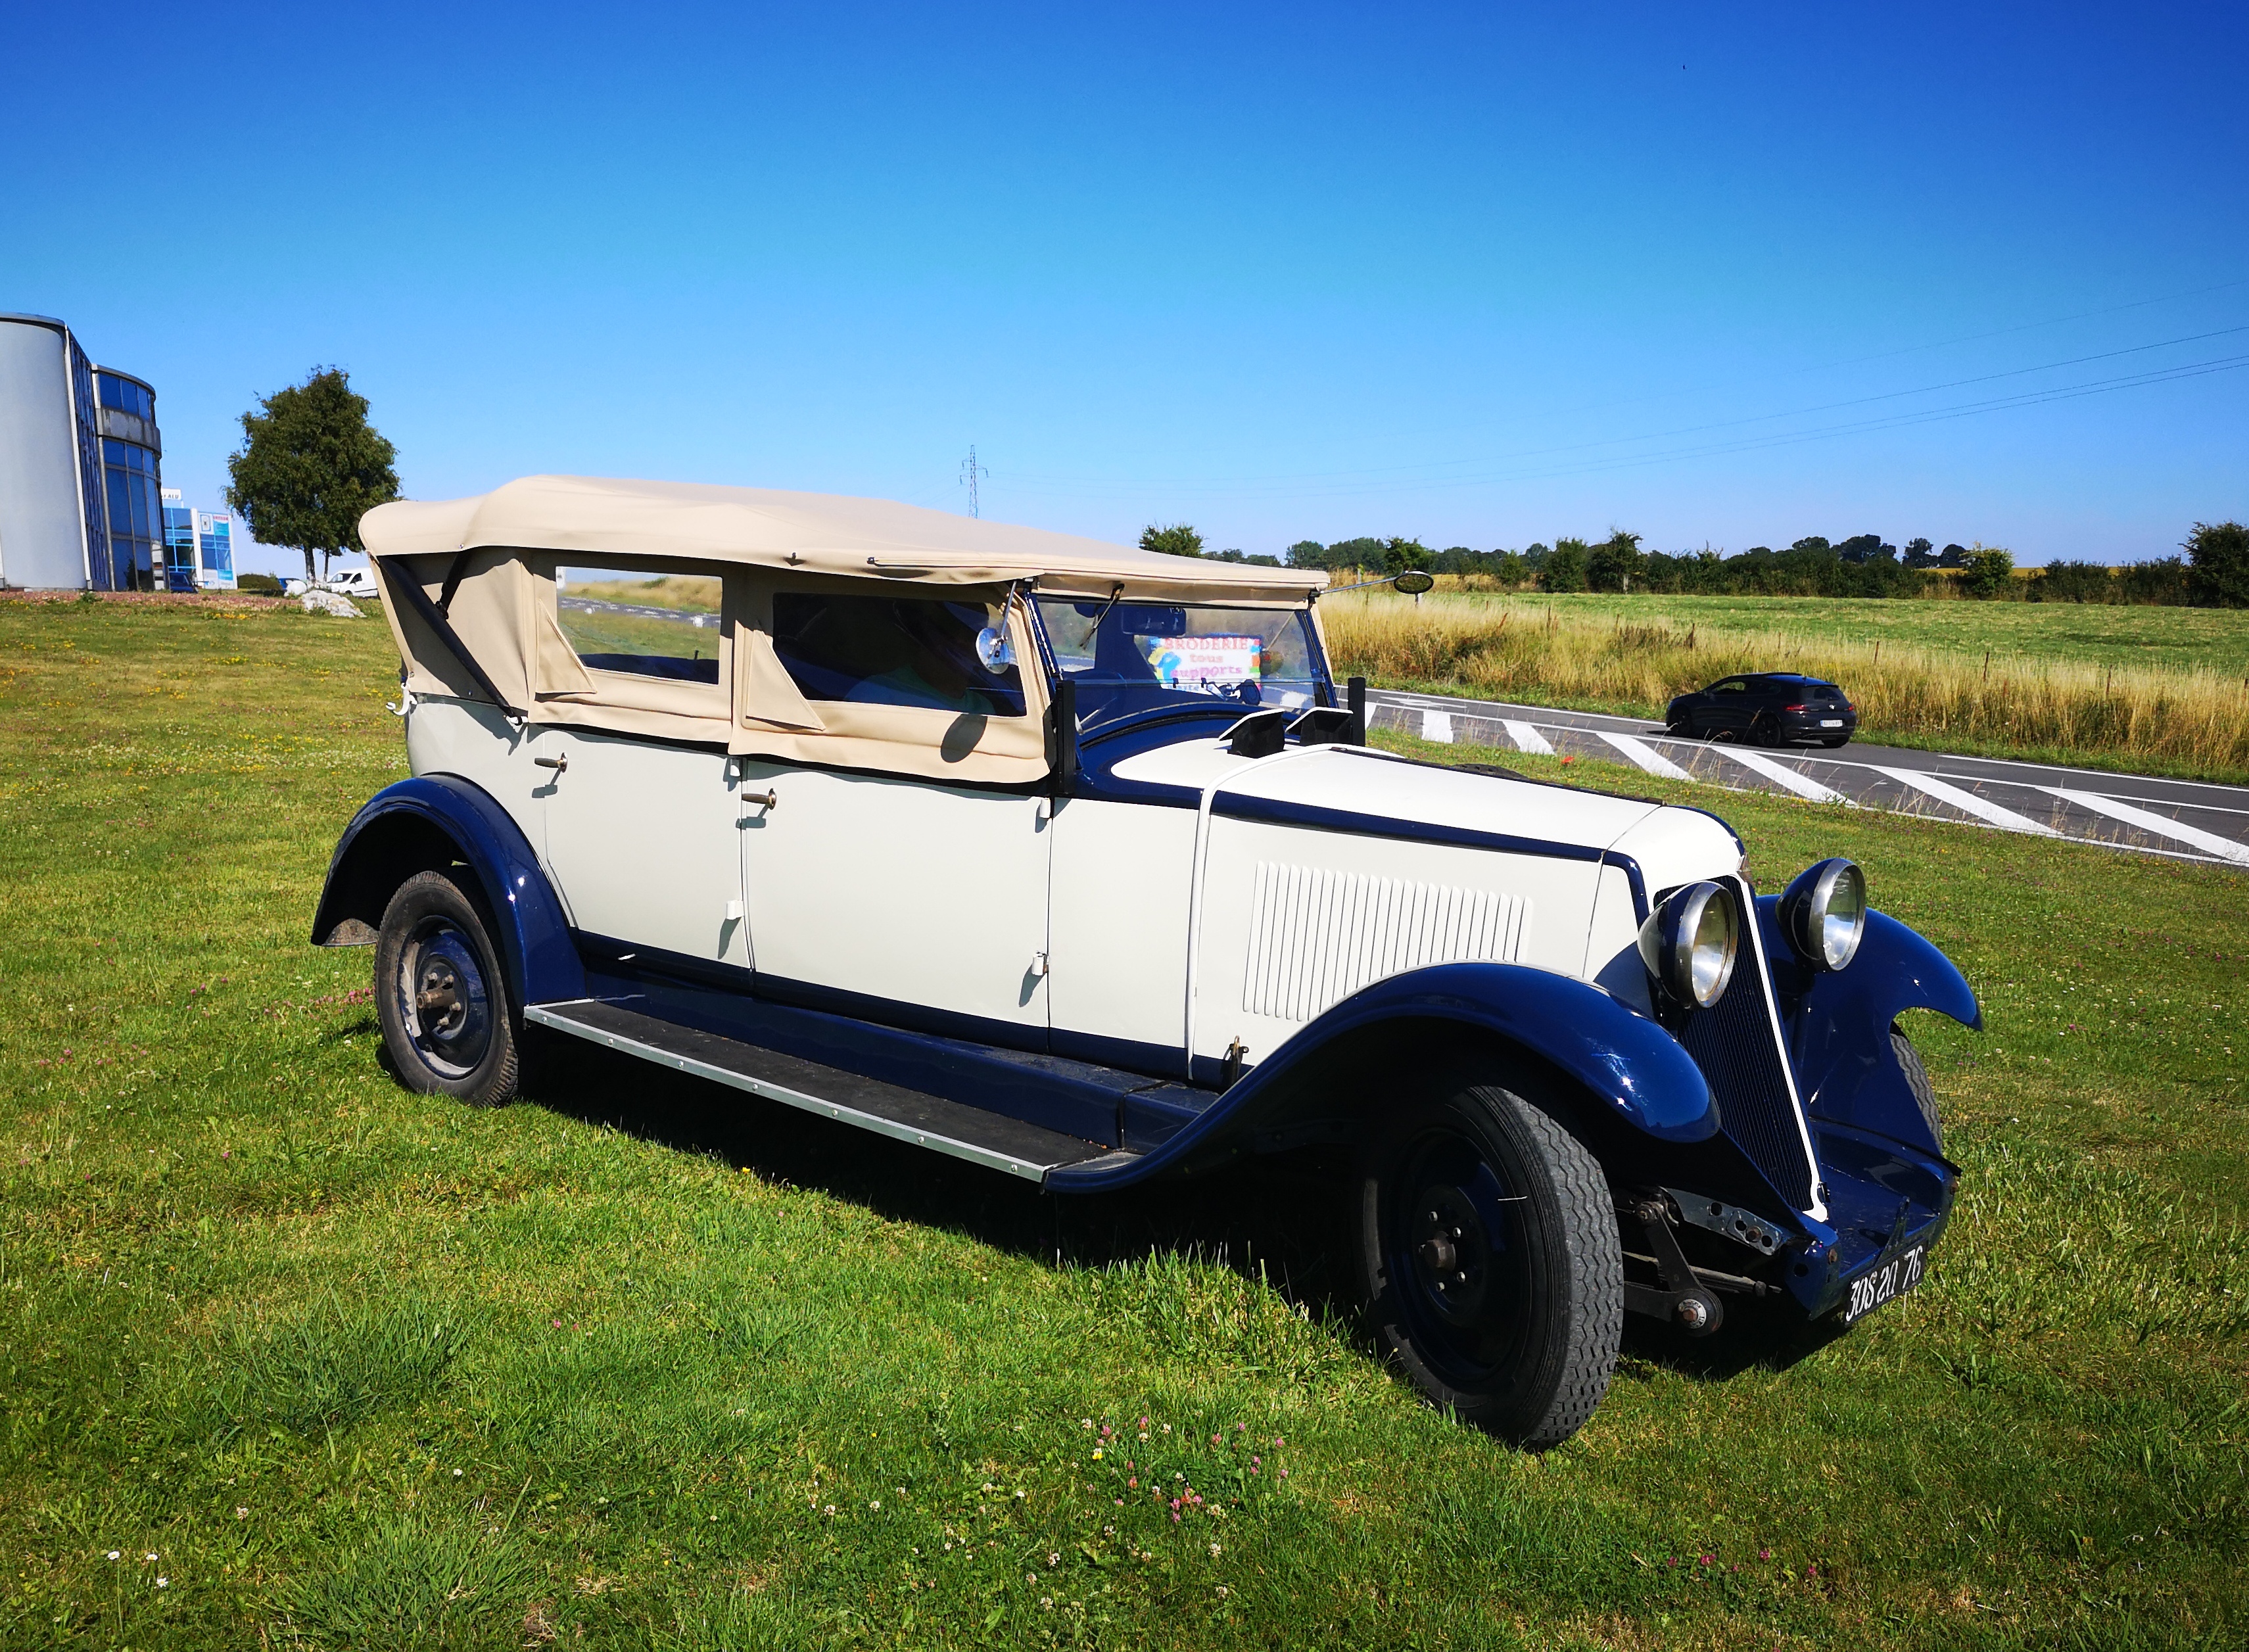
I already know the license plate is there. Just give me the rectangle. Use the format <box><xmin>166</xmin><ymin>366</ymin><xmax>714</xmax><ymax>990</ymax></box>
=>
<box><xmin>1844</xmin><ymin>1243</ymin><xmax>1926</xmax><ymax>1323</ymax></box>
<box><xmin>1820</xmin><ymin>718</ymin><xmax>1843</xmax><ymax>728</ymax></box>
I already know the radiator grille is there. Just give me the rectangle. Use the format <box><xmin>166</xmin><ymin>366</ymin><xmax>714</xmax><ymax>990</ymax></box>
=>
<box><xmin>1676</xmin><ymin>882</ymin><xmax>1814</xmax><ymax>1208</ymax></box>
<box><xmin>1242</xmin><ymin>861</ymin><xmax>1529</xmax><ymax>1024</ymax></box>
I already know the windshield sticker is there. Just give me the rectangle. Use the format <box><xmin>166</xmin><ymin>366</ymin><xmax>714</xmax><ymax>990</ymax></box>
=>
<box><xmin>1145</xmin><ymin>634</ymin><xmax>1264</xmax><ymax>686</ymax></box>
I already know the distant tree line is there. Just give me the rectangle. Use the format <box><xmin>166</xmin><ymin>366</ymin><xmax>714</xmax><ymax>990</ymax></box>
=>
<box><xmin>1267</xmin><ymin>523</ymin><xmax>2248</xmax><ymax>607</ymax></box>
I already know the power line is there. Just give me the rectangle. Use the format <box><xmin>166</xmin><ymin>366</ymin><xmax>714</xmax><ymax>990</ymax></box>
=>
<box><xmin>998</xmin><ymin>348</ymin><xmax>2249</xmax><ymax>504</ymax></box>
<box><xmin>995</xmin><ymin>323</ymin><xmax>2249</xmax><ymax>500</ymax></box>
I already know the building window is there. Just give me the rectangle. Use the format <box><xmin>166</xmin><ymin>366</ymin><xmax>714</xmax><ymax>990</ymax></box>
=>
<box><xmin>101</xmin><ymin>438</ymin><xmax>163</xmax><ymax>590</ymax></box>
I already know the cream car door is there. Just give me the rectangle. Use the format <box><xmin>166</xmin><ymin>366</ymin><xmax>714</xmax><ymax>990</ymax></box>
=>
<box><xmin>538</xmin><ymin>730</ymin><xmax>750</xmax><ymax>967</ymax></box>
<box><xmin>533</xmin><ymin>561</ymin><xmax>749</xmax><ymax>967</ymax></box>
<box><xmin>733</xmin><ymin>583</ymin><xmax>1051</xmax><ymax>1032</ymax></box>
<box><xmin>737</xmin><ymin>765</ymin><xmax>1049</xmax><ymax>1030</ymax></box>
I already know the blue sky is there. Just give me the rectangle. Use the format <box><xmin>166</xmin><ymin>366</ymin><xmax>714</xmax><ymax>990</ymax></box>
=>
<box><xmin>5</xmin><ymin>2</ymin><xmax>2244</xmax><ymax>572</ymax></box>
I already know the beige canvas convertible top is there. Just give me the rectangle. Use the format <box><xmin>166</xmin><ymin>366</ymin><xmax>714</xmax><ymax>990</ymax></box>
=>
<box><xmin>361</xmin><ymin>475</ymin><xmax>1325</xmax><ymax>604</ymax></box>
<box><xmin>364</xmin><ymin>475</ymin><xmax>1325</xmax><ymax>784</ymax></box>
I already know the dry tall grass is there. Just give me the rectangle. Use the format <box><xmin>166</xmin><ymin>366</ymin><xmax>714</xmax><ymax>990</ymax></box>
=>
<box><xmin>1321</xmin><ymin>594</ymin><xmax>2249</xmax><ymax>776</ymax></box>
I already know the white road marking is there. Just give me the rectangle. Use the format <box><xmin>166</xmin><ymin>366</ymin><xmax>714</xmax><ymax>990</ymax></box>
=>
<box><xmin>1502</xmin><ymin>719</ymin><xmax>1554</xmax><ymax>755</ymax></box>
<box><xmin>1421</xmin><ymin>709</ymin><xmax>1454</xmax><ymax>743</ymax></box>
<box><xmin>1868</xmin><ymin>768</ymin><xmax>2062</xmax><ymax>836</ymax></box>
<box><xmin>1713</xmin><ymin>745</ymin><xmax>1851</xmax><ymax>803</ymax></box>
<box><xmin>1598</xmin><ymin>732</ymin><xmax>1692</xmax><ymax>779</ymax></box>
<box><xmin>2037</xmin><ymin>788</ymin><xmax>2249</xmax><ymax>864</ymax></box>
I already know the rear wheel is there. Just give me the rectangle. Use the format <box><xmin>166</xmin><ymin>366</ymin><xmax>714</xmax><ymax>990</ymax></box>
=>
<box><xmin>374</xmin><ymin>870</ymin><xmax>520</xmax><ymax>1106</ymax></box>
<box><xmin>1752</xmin><ymin>713</ymin><xmax>1783</xmax><ymax>747</ymax></box>
<box><xmin>1357</xmin><ymin>1079</ymin><xmax>1621</xmax><ymax>1448</ymax></box>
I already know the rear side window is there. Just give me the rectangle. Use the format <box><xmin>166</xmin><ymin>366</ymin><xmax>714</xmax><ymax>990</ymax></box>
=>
<box><xmin>772</xmin><ymin>592</ymin><xmax>1025</xmax><ymax>716</ymax></box>
<box><xmin>556</xmin><ymin>565</ymin><xmax>724</xmax><ymax>683</ymax></box>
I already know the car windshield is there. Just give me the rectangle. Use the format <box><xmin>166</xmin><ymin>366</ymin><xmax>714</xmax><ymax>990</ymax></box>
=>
<box><xmin>1033</xmin><ymin>597</ymin><xmax>1329</xmax><ymax>731</ymax></box>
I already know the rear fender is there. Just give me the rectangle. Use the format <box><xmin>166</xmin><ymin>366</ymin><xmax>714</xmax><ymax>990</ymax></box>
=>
<box><xmin>1047</xmin><ymin>960</ymin><xmax>1716</xmax><ymax>1192</ymax></box>
<box><xmin>1761</xmin><ymin>900</ymin><xmax>1979</xmax><ymax>1158</ymax></box>
<box><xmin>310</xmin><ymin>775</ymin><xmax>583</xmax><ymax>1009</ymax></box>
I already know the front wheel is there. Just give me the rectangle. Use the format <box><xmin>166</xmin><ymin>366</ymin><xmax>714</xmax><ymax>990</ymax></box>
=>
<box><xmin>1357</xmin><ymin>1080</ymin><xmax>1621</xmax><ymax>1448</ymax></box>
<box><xmin>373</xmin><ymin>869</ymin><xmax>521</xmax><ymax>1106</ymax></box>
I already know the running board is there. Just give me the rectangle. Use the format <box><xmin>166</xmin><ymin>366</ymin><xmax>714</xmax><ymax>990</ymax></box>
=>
<box><xmin>525</xmin><ymin>999</ymin><xmax>1129</xmax><ymax>1184</ymax></box>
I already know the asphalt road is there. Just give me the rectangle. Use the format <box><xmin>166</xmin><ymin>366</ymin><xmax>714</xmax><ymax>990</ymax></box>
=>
<box><xmin>1367</xmin><ymin>687</ymin><xmax>2249</xmax><ymax>868</ymax></box>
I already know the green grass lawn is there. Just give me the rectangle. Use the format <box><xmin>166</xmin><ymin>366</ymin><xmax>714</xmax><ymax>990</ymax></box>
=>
<box><xmin>2</xmin><ymin>597</ymin><xmax>2244</xmax><ymax>1649</ymax></box>
<box><xmin>1423</xmin><ymin>591</ymin><xmax>2249</xmax><ymax>678</ymax></box>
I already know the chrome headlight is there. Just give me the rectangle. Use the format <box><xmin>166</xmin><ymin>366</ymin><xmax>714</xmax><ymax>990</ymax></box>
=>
<box><xmin>1780</xmin><ymin>857</ymin><xmax>1867</xmax><ymax>971</ymax></box>
<box><xmin>1638</xmin><ymin>881</ymin><xmax>1740</xmax><ymax>1009</ymax></box>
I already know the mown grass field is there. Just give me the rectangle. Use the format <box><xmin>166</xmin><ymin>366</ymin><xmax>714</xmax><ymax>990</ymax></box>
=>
<box><xmin>1322</xmin><ymin>592</ymin><xmax>2249</xmax><ymax>784</ymax></box>
<box><xmin>2</xmin><ymin>596</ymin><xmax>2244</xmax><ymax>1650</ymax></box>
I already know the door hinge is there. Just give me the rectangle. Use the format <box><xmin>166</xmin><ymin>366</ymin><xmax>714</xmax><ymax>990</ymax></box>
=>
<box><xmin>1030</xmin><ymin>951</ymin><xmax>1049</xmax><ymax>977</ymax></box>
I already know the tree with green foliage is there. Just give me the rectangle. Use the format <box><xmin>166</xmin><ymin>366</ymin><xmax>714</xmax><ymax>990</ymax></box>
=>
<box><xmin>1381</xmin><ymin>537</ymin><xmax>1432</xmax><ymax>575</ymax></box>
<box><xmin>1139</xmin><ymin>523</ymin><xmax>1204</xmax><ymax>558</ymax></box>
<box><xmin>1540</xmin><ymin>538</ymin><xmax>1589</xmax><ymax>592</ymax></box>
<box><xmin>2185</xmin><ymin>521</ymin><xmax>2249</xmax><ymax>608</ymax></box>
<box><xmin>1903</xmin><ymin>537</ymin><xmax>1937</xmax><ymax>568</ymax></box>
<box><xmin>1960</xmin><ymin>545</ymin><xmax>2016</xmax><ymax>599</ymax></box>
<box><xmin>224</xmin><ymin>367</ymin><xmax>400</xmax><ymax>587</ymax></box>
<box><xmin>1585</xmin><ymin>530</ymin><xmax>1645</xmax><ymax>592</ymax></box>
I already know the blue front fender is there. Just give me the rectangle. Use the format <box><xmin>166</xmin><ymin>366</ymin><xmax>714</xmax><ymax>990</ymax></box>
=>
<box><xmin>1761</xmin><ymin>899</ymin><xmax>1979</xmax><ymax>1158</ymax></box>
<box><xmin>1047</xmin><ymin>960</ymin><xmax>1715</xmax><ymax>1192</ymax></box>
<box><xmin>311</xmin><ymin>775</ymin><xmax>584</xmax><ymax>1009</ymax></box>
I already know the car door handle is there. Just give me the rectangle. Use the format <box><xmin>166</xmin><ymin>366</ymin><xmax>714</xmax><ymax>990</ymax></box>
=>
<box><xmin>534</xmin><ymin>755</ymin><xmax>568</xmax><ymax>772</ymax></box>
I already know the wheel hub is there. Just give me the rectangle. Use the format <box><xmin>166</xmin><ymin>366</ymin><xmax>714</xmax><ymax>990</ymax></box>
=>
<box><xmin>399</xmin><ymin>922</ymin><xmax>491</xmax><ymax>1077</ymax></box>
<box><xmin>1408</xmin><ymin>1186</ymin><xmax>1491</xmax><ymax>1325</ymax></box>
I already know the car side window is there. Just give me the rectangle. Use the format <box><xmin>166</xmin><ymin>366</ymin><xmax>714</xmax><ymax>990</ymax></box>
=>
<box><xmin>1712</xmin><ymin>679</ymin><xmax>1747</xmax><ymax>694</ymax></box>
<box><xmin>771</xmin><ymin>592</ymin><xmax>1026</xmax><ymax>717</ymax></box>
<box><xmin>556</xmin><ymin>565</ymin><xmax>724</xmax><ymax>683</ymax></box>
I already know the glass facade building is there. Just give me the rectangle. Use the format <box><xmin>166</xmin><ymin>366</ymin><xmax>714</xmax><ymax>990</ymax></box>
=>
<box><xmin>96</xmin><ymin>370</ymin><xmax>164</xmax><ymax>590</ymax></box>
<box><xmin>161</xmin><ymin>489</ymin><xmax>238</xmax><ymax>590</ymax></box>
<box><xmin>0</xmin><ymin>314</ymin><xmax>160</xmax><ymax>590</ymax></box>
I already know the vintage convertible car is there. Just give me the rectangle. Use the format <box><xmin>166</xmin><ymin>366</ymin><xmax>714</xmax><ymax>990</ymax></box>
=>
<box><xmin>314</xmin><ymin>475</ymin><xmax>1977</xmax><ymax>1447</ymax></box>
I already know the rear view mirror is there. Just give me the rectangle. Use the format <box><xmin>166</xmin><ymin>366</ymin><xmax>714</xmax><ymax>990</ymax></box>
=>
<box><xmin>1114</xmin><ymin>604</ymin><xmax>1189</xmax><ymax>636</ymax></box>
<box><xmin>1392</xmin><ymin>571</ymin><xmax>1434</xmax><ymax>595</ymax></box>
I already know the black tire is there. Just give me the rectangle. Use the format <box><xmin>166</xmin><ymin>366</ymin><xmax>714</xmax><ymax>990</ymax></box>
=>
<box><xmin>373</xmin><ymin>869</ymin><xmax>520</xmax><ymax>1107</ymax></box>
<box><xmin>1891</xmin><ymin>1026</ymin><xmax>1941</xmax><ymax>1149</ymax></box>
<box><xmin>1357</xmin><ymin>1079</ymin><xmax>1621</xmax><ymax>1448</ymax></box>
<box><xmin>1752</xmin><ymin>713</ymin><xmax>1783</xmax><ymax>748</ymax></box>
<box><xmin>1666</xmin><ymin>720</ymin><xmax>1693</xmax><ymax>740</ymax></box>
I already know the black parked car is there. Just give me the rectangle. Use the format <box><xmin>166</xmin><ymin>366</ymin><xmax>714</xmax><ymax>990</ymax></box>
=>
<box><xmin>1665</xmin><ymin>673</ymin><xmax>1858</xmax><ymax>748</ymax></box>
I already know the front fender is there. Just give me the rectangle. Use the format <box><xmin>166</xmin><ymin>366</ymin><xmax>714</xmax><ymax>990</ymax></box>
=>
<box><xmin>310</xmin><ymin>775</ymin><xmax>584</xmax><ymax>1009</ymax></box>
<box><xmin>1047</xmin><ymin>960</ymin><xmax>1715</xmax><ymax>1192</ymax></box>
<box><xmin>1762</xmin><ymin>900</ymin><xmax>1979</xmax><ymax>1157</ymax></box>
